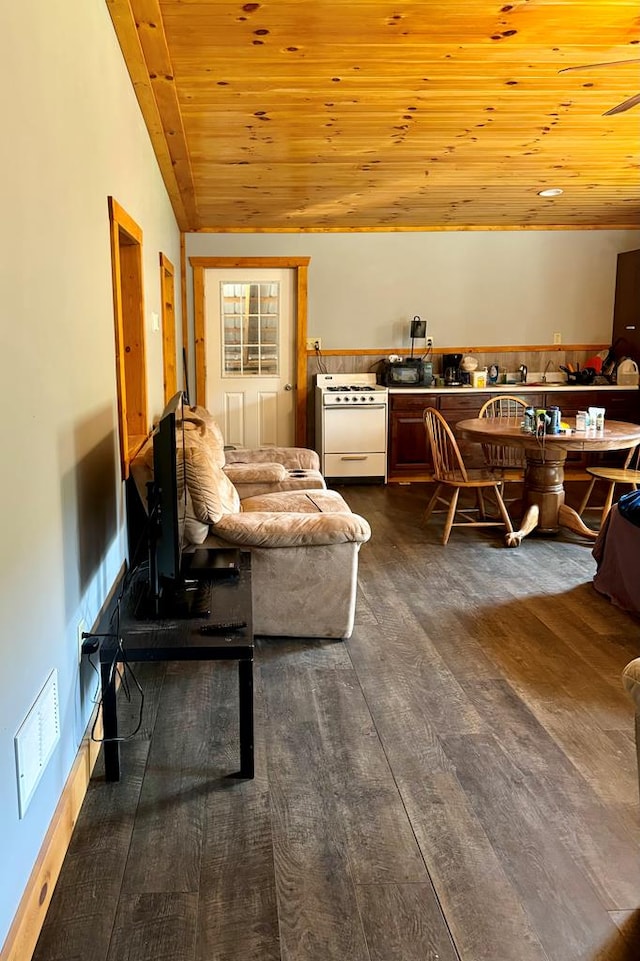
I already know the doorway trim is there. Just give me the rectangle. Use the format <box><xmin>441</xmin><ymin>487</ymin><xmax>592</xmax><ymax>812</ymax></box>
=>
<box><xmin>108</xmin><ymin>197</ymin><xmax>147</xmax><ymax>479</ymax></box>
<box><xmin>189</xmin><ymin>256</ymin><xmax>310</xmax><ymax>447</ymax></box>
<box><xmin>159</xmin><ymin>253</ymin><xmax>177</xmax><ymax>403</ymax></box>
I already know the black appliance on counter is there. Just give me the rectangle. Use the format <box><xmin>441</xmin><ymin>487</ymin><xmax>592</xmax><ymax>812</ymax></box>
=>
<box><xmin>381</xmin><ymin>357</ymin><xmax>433</xmax><ymax>387</ymax></box>
<box><xmin>443</xmin><ymin>352</ymin><xmax>463</xmax><ymax>386</ymax></box>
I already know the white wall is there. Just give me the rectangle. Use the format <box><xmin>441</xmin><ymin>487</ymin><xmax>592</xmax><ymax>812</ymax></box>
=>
<box><xmin>186</xmin><ymin>230</ymin><xmax>639</xmax><ymax>352</ymax></box>
<box><xmin>0</xmin><ymin>0</ymin><xmax>180</xmax><ymax>946</ymax></box>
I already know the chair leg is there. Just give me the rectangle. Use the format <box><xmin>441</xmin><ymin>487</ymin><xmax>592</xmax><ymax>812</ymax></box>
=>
<box><xmin>578</xmin><ymin>477</ymin><xmax>596</xmax><ymax>516</ymax></box>
<box><xmin>443</xmin><ymin>488</ymin><xmax>459</xmax><ymax>545</ymax></box>
<box><xmin>423</xmin><ymin>484</ymin><xmax>443</xmax><ymax>524</ymax></box>
<box><xmin>493</xmin><ymin>484</ymin><xmax>514</xmax><ymax>535</ymax></box>
<box><xmin>476</xmin><ymin>488</ymin><xmax>486</xmax><ymax>519</ymax></box>
<box><xmin>600</xmin><ymin>482</ymin><xmax>616</xmax><ymax>527</ymax></box>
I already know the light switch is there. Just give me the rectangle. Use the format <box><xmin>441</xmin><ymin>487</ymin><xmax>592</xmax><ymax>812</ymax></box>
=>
<box><xmin>151</xmin><ymin>311</ymin><xmax>160</xmax><ymax>332</ymax></box>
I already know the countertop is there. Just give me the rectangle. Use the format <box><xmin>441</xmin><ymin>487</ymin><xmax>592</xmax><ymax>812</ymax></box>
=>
<box><xmin>388</xmin><ymin>383</ymin><xmax>638</xmax><ymax>395</ymax></box>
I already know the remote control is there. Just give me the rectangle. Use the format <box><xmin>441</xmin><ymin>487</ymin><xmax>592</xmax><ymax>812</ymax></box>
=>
<box><xmin>198</xmin><ymin>621</ymin><xmax>246</xmax><ymax>635</ymax></box>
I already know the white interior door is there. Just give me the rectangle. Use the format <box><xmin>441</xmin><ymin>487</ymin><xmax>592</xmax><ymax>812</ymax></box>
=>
<box><xmin>204</xmin><ymin>268</ymin><xmax>295</xmax><ymax>448</ymax></box>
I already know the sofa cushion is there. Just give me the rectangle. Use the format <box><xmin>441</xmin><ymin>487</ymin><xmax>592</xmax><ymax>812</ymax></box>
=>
<box><xmin>214</xmin><ymin>509</ymin><xmax>371</xmax><ymax>548</ymax></box>
<box><xmin>225</xmin><ymin>446</ymin><xmax>320</xmax><ymax>471</ymax></box>
<box><xmin>130</xmin><ymin>431</ymin><xmax>210</xmax><ymax>545</ymax></box>
<box><xmin>241</xmin><ymin>489</ymin><xmax>350</xmax><ymax>514</ymax></box>
<box><xmin>181</xmin><ymin>423</ymin><xmax>241</xmax><ymax>524</ymax></box>
<box><xmin>209</xmin><ymin>489</ymin><xmax>371</xmax><ymax>547</ymax></box>
<box><xmin>168</xmin><ymin>402</ymin><xmax>227</xmax><ymax>467</ymax></box>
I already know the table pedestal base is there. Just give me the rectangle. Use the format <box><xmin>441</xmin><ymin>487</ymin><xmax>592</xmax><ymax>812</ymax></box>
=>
<box><xmin>505</xmin><ymin>451</ymin><xmax>597</xmax><ymax>547</ymax></box>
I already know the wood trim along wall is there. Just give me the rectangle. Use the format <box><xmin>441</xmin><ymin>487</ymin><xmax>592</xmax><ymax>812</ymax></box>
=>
<box><xmin>188</xmin><ymin>256</ymin><xmax>311</xmax><ymax>446</ymax></box>
<box><xmin>306</xmin><ymin>343</ymin><xmax>610</xmax><ymax>356</ymax></box>
<box><xmin>191</xmin><ymin>226</ymin><xmax>640</xmax><ymax>234</ymax></box>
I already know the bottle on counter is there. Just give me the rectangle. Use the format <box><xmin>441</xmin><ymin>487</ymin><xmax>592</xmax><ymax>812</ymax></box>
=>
<box><xmin>471</xmin><ymin>367</ymin><xmax>488</xmax><ymax>388</ymax></box>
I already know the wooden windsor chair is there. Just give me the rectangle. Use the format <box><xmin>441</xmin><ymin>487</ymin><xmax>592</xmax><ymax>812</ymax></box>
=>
<box><xmin>422</xmin><ymin>407</ymin><xmax>514</xmax><ymax>545</ymax></box>
<box><xmin>477</xmin><ymin>395</ymin><xmax>528</xmax><ymax>484</ymax></box>
<box><xmin>578</xmin><ymin>443</ymin><xmax>640</xmax><ymax>527</ymax></box>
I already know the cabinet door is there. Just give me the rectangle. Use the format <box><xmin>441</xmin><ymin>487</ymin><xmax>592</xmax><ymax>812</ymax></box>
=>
<box><xmin>439</xmin><ymin>393</ymin><xmax>492</xmax><ymax>468</ymax></box>
<box><xmin>389</xmin><ymin>396</ymin><xmax>433</xmax><ymax>477</ymax></box>
<box><xmin>612</xmin><ymin>249</ymin><xmax>640</xmax><ymax>363</ymax></box>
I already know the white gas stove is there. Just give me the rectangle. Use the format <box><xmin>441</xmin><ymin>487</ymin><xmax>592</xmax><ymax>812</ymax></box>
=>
<box><xmin>315</xmin><ymin>374</ymin><xmax>388</xmax><ymax>481</ymax></box>
<box><xmin>317</xmin><ymin>373</ymin><xmax>389</xmax><ymax>406</ymax></box>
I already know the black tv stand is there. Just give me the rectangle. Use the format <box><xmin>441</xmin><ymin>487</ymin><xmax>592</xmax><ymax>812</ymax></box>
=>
<box><xmin>98</xmin><ymin>549</ymin><xmax>254</xmax><ymax>782</ymax></box>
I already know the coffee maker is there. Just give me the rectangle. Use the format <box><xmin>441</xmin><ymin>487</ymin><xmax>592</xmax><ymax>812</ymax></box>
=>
<box><xmin>443</xmin><ymin>353</ymin><xmax>463</xmax><ymax>386</ymax></box>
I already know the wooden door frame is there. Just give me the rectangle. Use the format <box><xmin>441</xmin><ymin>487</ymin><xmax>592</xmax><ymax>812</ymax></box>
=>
<box><xmin>189</xmin><ymin>256</ymin><xmax>310</xmax><ymax>447</ymax></box>
<box><xmin>108</xmin><ymin>197</ymin><xmax>147</xmax><ymax>478</ymax></box>
<box><xmin>159</xmin><ymin>252</ymin><xmax>177</xmax><ymax>403</ymax></box>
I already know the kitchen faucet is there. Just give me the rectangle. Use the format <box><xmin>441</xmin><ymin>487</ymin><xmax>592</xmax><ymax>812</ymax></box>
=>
<box><xmin>542</xmin><ymin>360</ymin><xmax>553</xmax><ymax>383</ymax></box>
<box><xmin>519</xmin><ymin>364</ymin><xmax>528</xmax><ymax>384</ymax></box>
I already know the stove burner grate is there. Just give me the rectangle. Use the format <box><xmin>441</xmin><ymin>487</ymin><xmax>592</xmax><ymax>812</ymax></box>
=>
<box><xmin>326</xmin><ymin>384</ymin><xmax>376</xmax><ymax>392</ymax></box>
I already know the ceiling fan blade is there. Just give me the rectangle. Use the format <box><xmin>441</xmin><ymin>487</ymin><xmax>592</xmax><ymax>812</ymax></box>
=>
<box><xmin>603</xmin><ymin>92</ymin><xmax>640</xmax><ymax>116</ymax></box>
<box><xmin>559</xmin><ymin>58</ymin><xmax>640</xmax><ymax>73</ymax></box>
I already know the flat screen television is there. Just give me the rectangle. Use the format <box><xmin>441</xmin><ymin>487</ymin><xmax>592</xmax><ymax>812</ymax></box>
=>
<box><xmin>137</xmin><ymin>391</ymin><xmax>211</xmax><ymax>618</ymax></box>
<box><xmin>132</xmin><ymin>391</ymin><xmax>241</xmax><ymax>619</ymax></box>
<box><xmin>151</xmin><ymin>390</ymin><xmax>184</xmax><ymax>593</ymax></box>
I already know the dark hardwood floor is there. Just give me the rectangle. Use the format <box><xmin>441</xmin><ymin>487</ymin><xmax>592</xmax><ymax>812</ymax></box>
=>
<box><xmin>33</xmin><ymin>483</ymin><xmax>640</xmax><ymax>961</ymax></box>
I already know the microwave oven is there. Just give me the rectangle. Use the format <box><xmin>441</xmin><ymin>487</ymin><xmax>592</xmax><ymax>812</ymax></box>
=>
<box><xmin>381</xmin><ymin>359</ymin><xmax>433</xmax><ymax>387</ymax></box>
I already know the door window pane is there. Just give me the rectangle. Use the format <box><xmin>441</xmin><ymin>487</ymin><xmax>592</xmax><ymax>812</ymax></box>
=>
<box><xmin>220</xmin><ymin>281</ymin><xmax>280</xmax><ymax>375</ymax></box>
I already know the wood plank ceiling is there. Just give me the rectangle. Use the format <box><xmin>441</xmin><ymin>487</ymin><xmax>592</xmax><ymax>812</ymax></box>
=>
<box><xmin>107</xmin><ymin>0</ymin><xmax>640</xmax><ymax>231</ymax></box>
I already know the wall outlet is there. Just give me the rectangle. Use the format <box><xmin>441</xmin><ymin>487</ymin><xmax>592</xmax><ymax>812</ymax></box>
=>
<box><xmin>77</xmin><ymin>618</ymin><xmax>86</xmax><ymax>664</ymax></box>
<box><xmin>553</xmin><ymin>331</ymin><xmax>562</xmax><ymax>344</ymax></box>
<box><xmin>306</xmin><ymin>338</ymin><xmax>321</xmax><ymax>351</ymax></box>
<box><xmin>426</xmin><ymin>336</ymin><xmax>434</xmax><ymax>349</ymax></box>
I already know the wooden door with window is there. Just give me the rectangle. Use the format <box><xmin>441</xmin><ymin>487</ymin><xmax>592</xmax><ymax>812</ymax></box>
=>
<box><xmin>204</xmin><ymin>268</ymin><xmax>295</xmax><ymax>448</ymax></box>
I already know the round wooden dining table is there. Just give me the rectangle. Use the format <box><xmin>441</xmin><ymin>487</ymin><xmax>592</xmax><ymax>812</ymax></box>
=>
<box><xmin>456</xmin><ymin>417</ymin><xmax>640</xmax><ymax>547</ymax></box>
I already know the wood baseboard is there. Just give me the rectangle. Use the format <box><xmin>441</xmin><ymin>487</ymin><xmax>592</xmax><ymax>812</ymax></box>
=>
<box><xmin>0</xmin><ymin>708</ymin><xmax>104</xmax><ymax>961</ymax></box>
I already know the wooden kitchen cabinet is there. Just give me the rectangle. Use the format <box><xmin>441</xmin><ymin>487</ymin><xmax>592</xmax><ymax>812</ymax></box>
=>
<box><xmin>387</xmin><ymin>388</ymin><xmax>639</xmax><ymax>482</ymax></box>
<box><xmin>612</xmin><ymin>248</ymin><xmax>640</xmax><ymax>364</ymax></box>
<box><xmin>388</xmin><ymin>393</ymin><xmax>434</xmax><ymax>477</ymax></box>
<box><xmin>439</xmin><ymin>392</ymin><xmax>494</xmax><ymax>468</ymax></box>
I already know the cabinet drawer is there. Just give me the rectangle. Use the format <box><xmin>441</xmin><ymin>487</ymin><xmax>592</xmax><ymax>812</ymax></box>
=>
<box><xmin>389</xmin><ymin>392</ymin><xmax>439</xmax><ymax>411</ymax></box>
<box><xmin>324</xmin><ymin>452</ymin><xmax>387</xmax><ymax>477</ymax></box>
<box><xmin>439</xmin><ymin>392</ymin><xmax>490</xmax><ymax>412</ymax></box>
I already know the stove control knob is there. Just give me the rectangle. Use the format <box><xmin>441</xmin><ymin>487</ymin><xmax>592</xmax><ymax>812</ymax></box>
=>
<box><xmin>335</xmin><ymin>396</ymin><xmax>341</xmax><ymax>402</ymax></box>
<box><xmin>352</xmin><ymin>396</ymin><xmax>358</xmax><ymax>402</ymax></box>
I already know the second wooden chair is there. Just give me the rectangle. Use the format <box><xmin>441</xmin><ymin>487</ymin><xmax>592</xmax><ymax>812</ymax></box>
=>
<box><xmin>423</xmin><ymin>407</ymin><xmax>514</xmax><ymax>545</ymax></box>
<box><xmin>578</xmin><ymin>444</ymin><xmax>640</xmax><ymax>528</ymax></box>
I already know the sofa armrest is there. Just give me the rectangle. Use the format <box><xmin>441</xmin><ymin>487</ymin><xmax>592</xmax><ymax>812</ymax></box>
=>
<box><xmin>224</xmin><ymin>446</ymin><xmax>320</xmax><ymax>471</ymax></box>
<box><xmin>212</xmin><ymin>511</ymin><xmax>371</xmax><ymax>548</ymax></box>
<box><xmin>223</xmin><ymin>462</ymin><xmax>288</xmax><ymax>485</ymax></box>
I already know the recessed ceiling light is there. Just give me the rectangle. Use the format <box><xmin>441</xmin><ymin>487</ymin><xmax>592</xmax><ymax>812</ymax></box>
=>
<box><xmin>538</xmin><ymin>187</ymin><xmax>564</xmax><ymax>197</ymax></box>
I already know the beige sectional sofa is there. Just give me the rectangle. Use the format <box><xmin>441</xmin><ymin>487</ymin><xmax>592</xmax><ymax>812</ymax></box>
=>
<box><xmin>131</xmin><ymin>404</ymin><xmax>371</xmax><ymax>639</ymax></box>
